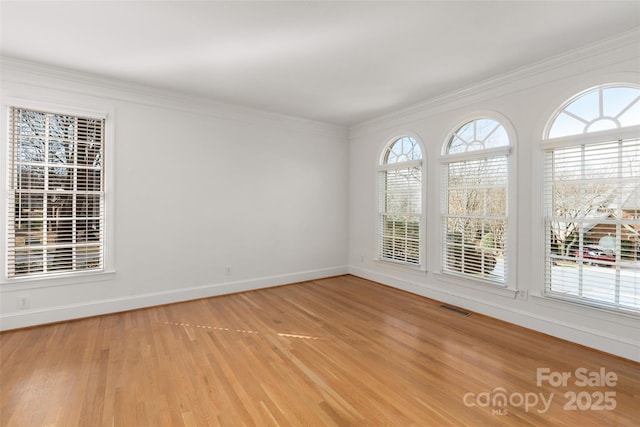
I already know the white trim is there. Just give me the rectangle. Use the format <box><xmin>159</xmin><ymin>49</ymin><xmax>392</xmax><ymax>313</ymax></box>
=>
<box><xmin>529</xmin><ymin>73</ymin><xmax>640</xmax><ymax>336</ymax></box>
<box><xmin>378</xmin><ymin>159</ymin><xmax>421</xmax><ymax>171</ymax></box>
<box><xmin>1</xmin><ymin>97</ymin><xmax>115</xmax><ymax>285</ymax></box>
<box><xmin>0</xmin><ymin>266</ymin><xmax>348</xmax><ymax>331</ymax></box>
<box><xmin>377</xmin><ymin>131</ymin><xmax>426</xmax><ymax>165</ymax></box>
<box><xmin>439</xmin><ymin>114</ymin><xmax>515</xmax><ymax>288</ymax></box>
<box><xmin>4</xmin><ymin>97</ymin><xmax>108</xmax><ymax>121</ymax></box>
<box><xmin>433</xmin><ymin>271</ymin><xmax>511</xmax><ymax>292</ymax></box>
<box><xmin>542</xmin><ymin>83</ymin><xmax>640</xmax><ymax>139</ymax></box>
<box><xmin>376</xmin><ymin>135</ymin><xmax>425</xmax><ymax>267</ymax></box>
<box><xmin>541</xmin><ymin>125</ymin><xmax>640</xmax><ymax>150</ymax></box>
<box><xmin>1</xmin><ymin>56</ymin><xmax>347</xmax><ymax>139</ymax></box>
<box><xmin>348</xmin><ymin>266</ymin><xmax>640</xmax><ymax>362</ymax></box>
<box><xmin>532</xmin><ymin>72</ymin><xmax>640</xmax><ymax>143</ymax></box>
<box><xmin>439</xmin><ymin>146</ymin><xmax>512</xmax><ymax>164</ymax></box>
<box><xmin>350</xmin><ymin>28</ymin><xmax>640</xmax><ymax>139</ymax></box>
<box><xmin>532</xmin><ymin>293</ymin><xmax>640</xmax><ymax>322</ymax></box>
<box><xmin>0</xmin><ymin>270</ymin><xmax>115</xmax><ymax>291</ymax></box>
<box><xmin>375</xmin><ymin>130</ymin><xmax>429</xmax><ymax>268</ymax></box>
<box><xmin>440</xmin><ymin>112</ymin><xmax>516</xmax><ymax>157</ymax></box>
<box><xmin>373</xmin><ymin>257</ymin><xmax>427</xmax><ymax>273</ymax></box>
<box><xmin>540</xmin><ymin>130</ymin><xmax>639</xmax><ymax>313</ymax></box>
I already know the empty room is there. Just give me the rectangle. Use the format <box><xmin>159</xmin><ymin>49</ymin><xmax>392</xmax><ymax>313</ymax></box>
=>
<box><xmin>1</xmin><ymin>1</ymin><xmax>639</xmax><ymax>426</ymax></box>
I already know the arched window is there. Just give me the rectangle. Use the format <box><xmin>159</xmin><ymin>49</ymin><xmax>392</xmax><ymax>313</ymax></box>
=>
<box><xmin>543</xmin><ymin>84</ymin><xmax>640</xmax><ymax>313</ymax></box>
<box><xmin>378</xmin><ymin>136</ymin><xmax>423</xmax><ymax>266</ymax></box>
<box><xmin>547</xmin><ymin>85</ymin><xmax>640</xmax><ymax>138</ymax></box>
<box><xmin>441</xmin><ymin>118</ymin><xmax>511</xmax><ymax>284</ymax></box>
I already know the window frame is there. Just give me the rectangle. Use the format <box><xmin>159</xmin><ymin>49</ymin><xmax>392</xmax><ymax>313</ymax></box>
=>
<box><xmin>1</xmin><ymin>98</ymin><xmax>115</xmax><ymax>288</ymax></box>
<box><xmin>545</xmin><ymin>84</ymin><xmax>640</xmax><ymax>139</ymax></box>
<box><xmin>439</xmin><ymin>114</ymin><xmax>515</xmax><ymax>288</ymax></box>
<box><xmin>541</xmin><ymin>83</ymin><xmax>640</xmax><ymax>314</ymax></box>
<box><xmin>376</xmin><ymin>134</ymin><xmax>426</xmax><ymax>269</ymax></box>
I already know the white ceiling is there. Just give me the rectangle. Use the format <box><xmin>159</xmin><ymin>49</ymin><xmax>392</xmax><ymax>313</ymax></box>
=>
<box><xmin>2</xmin><ymin>1</ymin><xmax>639</xmax><ymax>126</ymax></box>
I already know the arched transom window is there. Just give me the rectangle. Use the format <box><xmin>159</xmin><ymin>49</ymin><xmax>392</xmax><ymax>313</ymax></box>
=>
<box><xmin>447</xmin><ymin>118</ymin><xmax>510</xmax><ymax>154</ymax></box>
<box><xmin>548</xmin><ymin>85</ymin><xmax>640</xmax><ymax>138</ymax></box>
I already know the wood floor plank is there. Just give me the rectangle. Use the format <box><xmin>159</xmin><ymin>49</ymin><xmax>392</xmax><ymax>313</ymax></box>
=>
<box><xmin>1</xmin><ymin>275</ymin><xmax>638</xmax><ymax>426</ymax></box>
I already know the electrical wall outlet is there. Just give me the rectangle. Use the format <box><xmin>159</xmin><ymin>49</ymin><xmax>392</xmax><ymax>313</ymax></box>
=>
<box><xmin>18</xmin><ymin>295</ymin><xmax>30</xmax><ymax>310</ymax></box>
<box><xmin>516</xmin><ymin>290</ymin><xmax>528</xmax><ymax>301</ymax></box>
<box><xmin>225</xmin><ymin>265</ymin><xmax>232</xmax><ymax>275</ymax></box>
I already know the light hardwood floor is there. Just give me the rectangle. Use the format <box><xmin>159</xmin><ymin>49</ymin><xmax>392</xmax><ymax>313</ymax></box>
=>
<box><xmin>1</xmin><ymin>275</ymin><xmax>638</xmax><ymax>426</ymax></box>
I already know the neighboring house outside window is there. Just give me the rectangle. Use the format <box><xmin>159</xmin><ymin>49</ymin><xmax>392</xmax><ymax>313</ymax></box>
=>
<box><xmin>378</xmin><ymin>136</ymin><xmax>423</xmax><ymax>266</ymax></box>
<box><xmin>543</xmin><ymin>84</ymin><xmax>640</xmax><ymax>313</ymax></box>
<box><xmin>441</xmin><ymin>118</ymin><xmax>511</xmax><ymax>284</ymax></box>
<box><xmin>5</xmin><ymin>106</ymin><xmax>106</xmax><ymax>280</ymax></box>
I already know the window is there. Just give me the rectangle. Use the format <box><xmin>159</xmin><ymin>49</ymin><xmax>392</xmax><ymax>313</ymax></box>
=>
<box><xmin>441</xmin><ymin>118</ymin><xmax>511</xmax><ymax>284</ymax></box>
<box><xmin>543</xmin><ymin>84</ymin><xmax>640</xmax><ymax>313</ymax></box>
<box><xmin>5</xmin><ymin>106</ymin><xmax>106</xmax><ymax>279</ymax></box>
<box><xmin>378</xmin><ymin>136</ymin><xmax>423</xmax><ymax>266</ymax></box>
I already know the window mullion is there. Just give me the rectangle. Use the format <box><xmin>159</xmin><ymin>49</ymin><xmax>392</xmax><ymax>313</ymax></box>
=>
<box><xmin>598</xmin><ymin>87</ymin><xmax>604</xmax><ymax>119</ymax></box>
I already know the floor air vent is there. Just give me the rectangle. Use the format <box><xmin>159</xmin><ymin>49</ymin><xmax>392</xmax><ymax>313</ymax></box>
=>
<box><xmin>439</xmin><ymin>305</ymin><xmax>471</xmax><ymax>317</ymax></box>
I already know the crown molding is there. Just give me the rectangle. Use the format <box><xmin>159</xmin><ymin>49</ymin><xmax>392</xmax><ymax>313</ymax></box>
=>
<box><xmin>0</xmin><ymin>56</ymin><xmax>347</xmax><ymax>139</ymax></box>
<box><xmin>349</xmin><ymin>28</ymin><xmax>640</xmax><ymax>139</ymax></box>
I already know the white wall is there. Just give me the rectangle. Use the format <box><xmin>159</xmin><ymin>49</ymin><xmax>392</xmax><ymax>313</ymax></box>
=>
<box><xmin>0</xmin><ymin>59</ymin><xmax>349</xmax><ymax>329</ymax></box>
<box><xmin>348</xmin><ymin>32</ymin><xmax>640</xmax><ymax>362</ymax></box>
<box><xmin>2</xmin><ymin>31</ymin><xmax>639</xmax><ymax>362</ymax></box>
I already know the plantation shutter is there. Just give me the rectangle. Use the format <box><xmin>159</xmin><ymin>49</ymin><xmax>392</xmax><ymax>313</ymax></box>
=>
<box><xmin>544</xmin><ymin>138</ymin><xmax>640</xmax><ymax>312</ymax></box>
<box><xmin>7</xmin><ymin>107</ymin><xmax>105</xmax><ymax>278</ymax></box>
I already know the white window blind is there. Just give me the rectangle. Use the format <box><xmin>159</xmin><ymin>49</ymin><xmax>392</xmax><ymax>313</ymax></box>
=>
<box><xmin>441</xmin><ymin>118</ymin><xmax>510</xmax><ymax>284</ymax></box>
<box><xmin>543</xmin><ymin>84</ymin><xmax>640</xmax><ymax>313</ymax></box>
<box><xmin>6</xmin><ymin>107</ymin><xmax>105</xmax><ymax>278</ymax></box>
<box><xmin>378</xmin><ymin>137</ymin><xmax>423</xmax><ymax>266</ymax></box>
<box><xmin>544</xmin><ymin>138</ymin><xmax>640</xmax><ymax>312</ymax></box>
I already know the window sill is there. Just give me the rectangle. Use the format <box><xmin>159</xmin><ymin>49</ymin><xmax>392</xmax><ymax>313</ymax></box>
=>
<box><xmin>530</xmin><ymin>293</ymin><xmax>640</xmax><ymax>323</ymax></box>
<box><xmin>374</xmin><ymin>258</ymin><xmax>427</xmax><ymax>274</ymax></box>
<box><xmin>1</xmin><ymin>270</ymin><xmax>115</xmax><ymax>291</ymax></box>
<box><xmin>432</xmin><ymin>271</ymin><xmax>517</xmax><ymax>299</ymax></box>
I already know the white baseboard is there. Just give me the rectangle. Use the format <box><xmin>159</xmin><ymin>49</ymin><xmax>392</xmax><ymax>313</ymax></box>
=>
<box><xmin>348</xmin><ymin>265</ymin><xmax>640</xmax><ymax>362</ymax></box>
<box><xmin>0</xmin><ymin>266</ymin><xmax>348</xmax><ymax>331</ymax></box>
